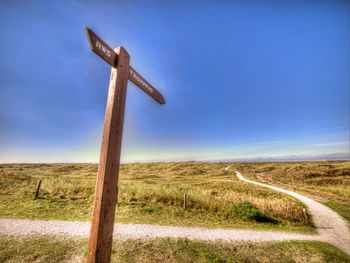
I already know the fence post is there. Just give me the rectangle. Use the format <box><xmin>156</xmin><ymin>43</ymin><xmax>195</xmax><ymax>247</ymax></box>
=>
<box><xmin>184</xmin><ymin>192</ymin><xmax>187</xmax><ymax>210</ymax></box>
<box><xmin>35</xmin><ymin>180</ymin><xmax>42</xmax><ymax>199</ymax></box>
<box><xmin>303</xmin><ymin>208</ymin><xmax>308</xmax><ymax>221</ymax></box>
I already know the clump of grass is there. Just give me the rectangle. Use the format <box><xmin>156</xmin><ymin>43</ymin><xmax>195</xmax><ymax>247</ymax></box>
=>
<box><xmin>233</xmin><ymin>201</ymin><xmax>260</xmax><ymax>220</ymax></box>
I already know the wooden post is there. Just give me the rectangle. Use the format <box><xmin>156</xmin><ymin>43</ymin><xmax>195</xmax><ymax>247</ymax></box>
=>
<box><xmin>303</xmin><ymin>208</ymin><xmax>308</xmax><ymax>221</ymax></box>
<box><xmin>35</xmin><ymin>179</ymin><xmax>42</xmax><ymax>199</ymax></box>
<box><xmin>84</xmin><ymin>26</ymin><xmax>165</xmax><ymax>263</ymax></box>
<box><xmin>86</xmin><ymin>46</ymin><xmax>130</xmax><ymax>263</ymax></box>
<box><xmin>184</xmin><ymin>193</ymin><xmax>187</xmax><ymax>210</ymax></box>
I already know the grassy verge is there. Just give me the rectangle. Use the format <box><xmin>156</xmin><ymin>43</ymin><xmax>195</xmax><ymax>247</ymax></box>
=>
<box><xmin>0</xmin><ymin>163</ymin><xmax>314</xmax><ymax>232</ymax></box>
<box><xmin>0</xmin><ymin>234</ymin><xmax>86</xmax><ymax>263</ymax></box>
<box><xmin>324</xmin><ymin>200</ymin><xmax>350</xmax><ymax>223</ymax></box>
<box><xmin>1</xmin><ymin>234</ymin><xmax>349</xmax><ymax>263</ymax></box>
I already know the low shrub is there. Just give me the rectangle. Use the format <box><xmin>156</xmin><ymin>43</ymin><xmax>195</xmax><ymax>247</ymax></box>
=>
<box><xmin>233</xmin><ymin>201</ymin><xmax>260</xmax><ymax>220</ymax></box>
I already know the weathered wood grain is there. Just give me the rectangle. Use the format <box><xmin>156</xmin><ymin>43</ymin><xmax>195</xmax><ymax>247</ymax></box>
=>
<box><xmin>86</xmin><ymin>46</ymin><xmax>130</xmax><ymax>263</ymax></box>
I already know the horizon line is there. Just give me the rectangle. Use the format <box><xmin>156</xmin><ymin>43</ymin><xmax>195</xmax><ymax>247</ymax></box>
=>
<box><xmin>0</xmin><ymin>152</ymin><xmax>349</xmax><ymax>164</ymax></box>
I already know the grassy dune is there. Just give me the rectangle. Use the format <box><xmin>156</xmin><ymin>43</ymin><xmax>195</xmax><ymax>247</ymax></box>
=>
<box><xmin>0</xmin><ymin>162</ymin><xmax>313</xmax><ymax>231</ymax></box>
<box><xmin>1</xmin><ymin>234</ymin><xmax>349</xmax><ymax>263</ymax></box>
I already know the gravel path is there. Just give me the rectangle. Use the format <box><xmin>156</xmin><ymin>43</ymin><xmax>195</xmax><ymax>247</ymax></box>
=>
<box><xmin>0</xmin><ymin>169</ymin><xmax>349</xmax><ymax>256</ymax></box>
<box><xmin>0</xmin><ymin>218</ymin><xmax>319</xmax><ymax>242</ymax></box>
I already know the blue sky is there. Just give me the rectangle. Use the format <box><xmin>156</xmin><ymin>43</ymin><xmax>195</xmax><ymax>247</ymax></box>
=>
<box><xmin>0</xmin><ymin>0</ymin><xmax>349</xmax><ymax>163</ymax></box>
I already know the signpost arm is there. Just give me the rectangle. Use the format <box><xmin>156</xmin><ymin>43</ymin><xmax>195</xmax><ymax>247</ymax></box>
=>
<box><xmin>87</xmin><ymin>46</ymin><xmax>130</xmax><ymax>263</ymax></box>
<box><xmin>128</xmin><ymin>66</ymin><xmax>165</xmax><ymax>104</ymax></box>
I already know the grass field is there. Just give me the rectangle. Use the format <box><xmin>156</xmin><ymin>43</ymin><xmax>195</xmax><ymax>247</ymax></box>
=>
<box><xmin>0</xmin><ymin>162</ymin><xmax>315</xmax><ymax>232</ymax></box>
<box><xmin>234</xmin><ymin>161</ymin><xmax>350</xmax><ymax>223</ymax></box>
<box><xmin>1</xmin><ymin>234</ymin><xmax>349</xmax><ymax>263</ymax></box>
<box><xmin>0</xmin><ymin>235</ymin><xmax>350</xmax><ymax>263</ymax></box>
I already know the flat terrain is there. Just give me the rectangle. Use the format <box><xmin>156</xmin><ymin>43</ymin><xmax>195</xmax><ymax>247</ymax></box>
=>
<box><xmin>1</xmin><ymin>234</ymin><xmax>349</xmax><ymax>263</ymax></box>
<box><xmin>0</xmin><ymin>162</ymin><xmax>319</xmax><ymax>232</ymax></box>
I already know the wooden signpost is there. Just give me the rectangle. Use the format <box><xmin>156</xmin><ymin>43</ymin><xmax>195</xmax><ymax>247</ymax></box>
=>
<box><xmin>84</xmin><ymin>26</ymin><xmax>165</xmax><ymax>263</ymax></box>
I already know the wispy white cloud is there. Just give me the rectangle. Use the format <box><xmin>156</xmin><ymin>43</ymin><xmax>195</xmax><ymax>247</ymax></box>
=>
<box><xmin>313</xmin><ymin>141</ymin><xmax>349</xmax><ymax>147</ymax></box>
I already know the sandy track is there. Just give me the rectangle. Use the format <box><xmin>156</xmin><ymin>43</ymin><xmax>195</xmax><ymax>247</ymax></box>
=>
<box><xmin>0</xmin><ymin>170</ymin><xmax>349</xmax><ymax>256</ymax></box>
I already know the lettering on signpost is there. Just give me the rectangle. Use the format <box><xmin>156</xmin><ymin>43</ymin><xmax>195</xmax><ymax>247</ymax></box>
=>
<box><xmin>85</xmin><ymin>27</ymin><xmax>117</xmax><ymax>67</ymax></box>
<box><xmin>129</xmin><ymin>67</ymin><xmax>153</xmax><ymax>93</ymax></box>
<box><xmin>128</xmin><ymin>66</ymin><xmax>165</xmax><ymax>104</ymax></box>
<box><xmin>96</xmin><ymin>41</ymin><xmax>112</xmax><ymax>58</ymax></box>
<box><xmin>85</xmin><ymin>26</ymin><xmax>165</xmax><ymax>105</ymax></box>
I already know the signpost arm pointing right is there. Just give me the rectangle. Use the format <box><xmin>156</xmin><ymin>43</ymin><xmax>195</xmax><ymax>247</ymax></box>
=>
<box><xmin>128</xmin><ymin>66</ymin><xmax>165</xmax><ymax>104</ymax></box>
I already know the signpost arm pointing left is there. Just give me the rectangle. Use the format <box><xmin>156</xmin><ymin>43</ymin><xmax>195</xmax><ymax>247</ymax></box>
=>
<box><xmin>85</xmin><ymin>26</ymin><xmax>117</xmax><ymax>67</ymax></box>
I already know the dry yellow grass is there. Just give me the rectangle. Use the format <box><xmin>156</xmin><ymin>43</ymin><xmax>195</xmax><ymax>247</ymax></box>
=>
<box><xmin>0</xmin><ymin>162</ymin><xmax>313</xmax><ymax>231</ymax></box>
<box><xmin>233</xmin><ymin>161</ymin><xmax>350</xmax><ymax>199</ymax></box>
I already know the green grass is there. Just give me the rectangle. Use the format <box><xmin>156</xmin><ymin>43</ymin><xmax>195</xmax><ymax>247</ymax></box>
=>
<box><xmin>115</xmin><ymin>238</ymin><xmax>350</xmax><ymax>263</ymax></box>
<box><xmin>324</xmin><ymin>200</ymin><xmax>350</xmax><ymax>223</ymax></box>
<box><xmin>0</xmin><ymin>162</ymin><xmax>315</xmax><ymax>232</ymax></box>
<box><xmin>0</xmin><ymin>234</ymin><xmax>86</xmax><ymax>262</ymax></box>
<box><xmin>1</xmin><ymin>234</ymin><xmax>349</xmax><ymax>263</ymax></box>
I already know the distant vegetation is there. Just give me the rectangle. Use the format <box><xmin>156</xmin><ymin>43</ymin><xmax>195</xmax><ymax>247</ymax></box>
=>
<box><xmin>0</xmin><ymin>161</ymin><xmax>349</xmax><ymax>231</ymax></box>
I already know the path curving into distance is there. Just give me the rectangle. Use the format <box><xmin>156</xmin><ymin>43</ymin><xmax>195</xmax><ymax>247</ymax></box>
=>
<box><xmin>0</xmin><ymin>169</ymin><xmax>349</xmax><ymax>256</ymax></box>
<box><xmin>235</xmin><ymin>171</ymin><xmax>350</xmax><ymax>255</ymax></box>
